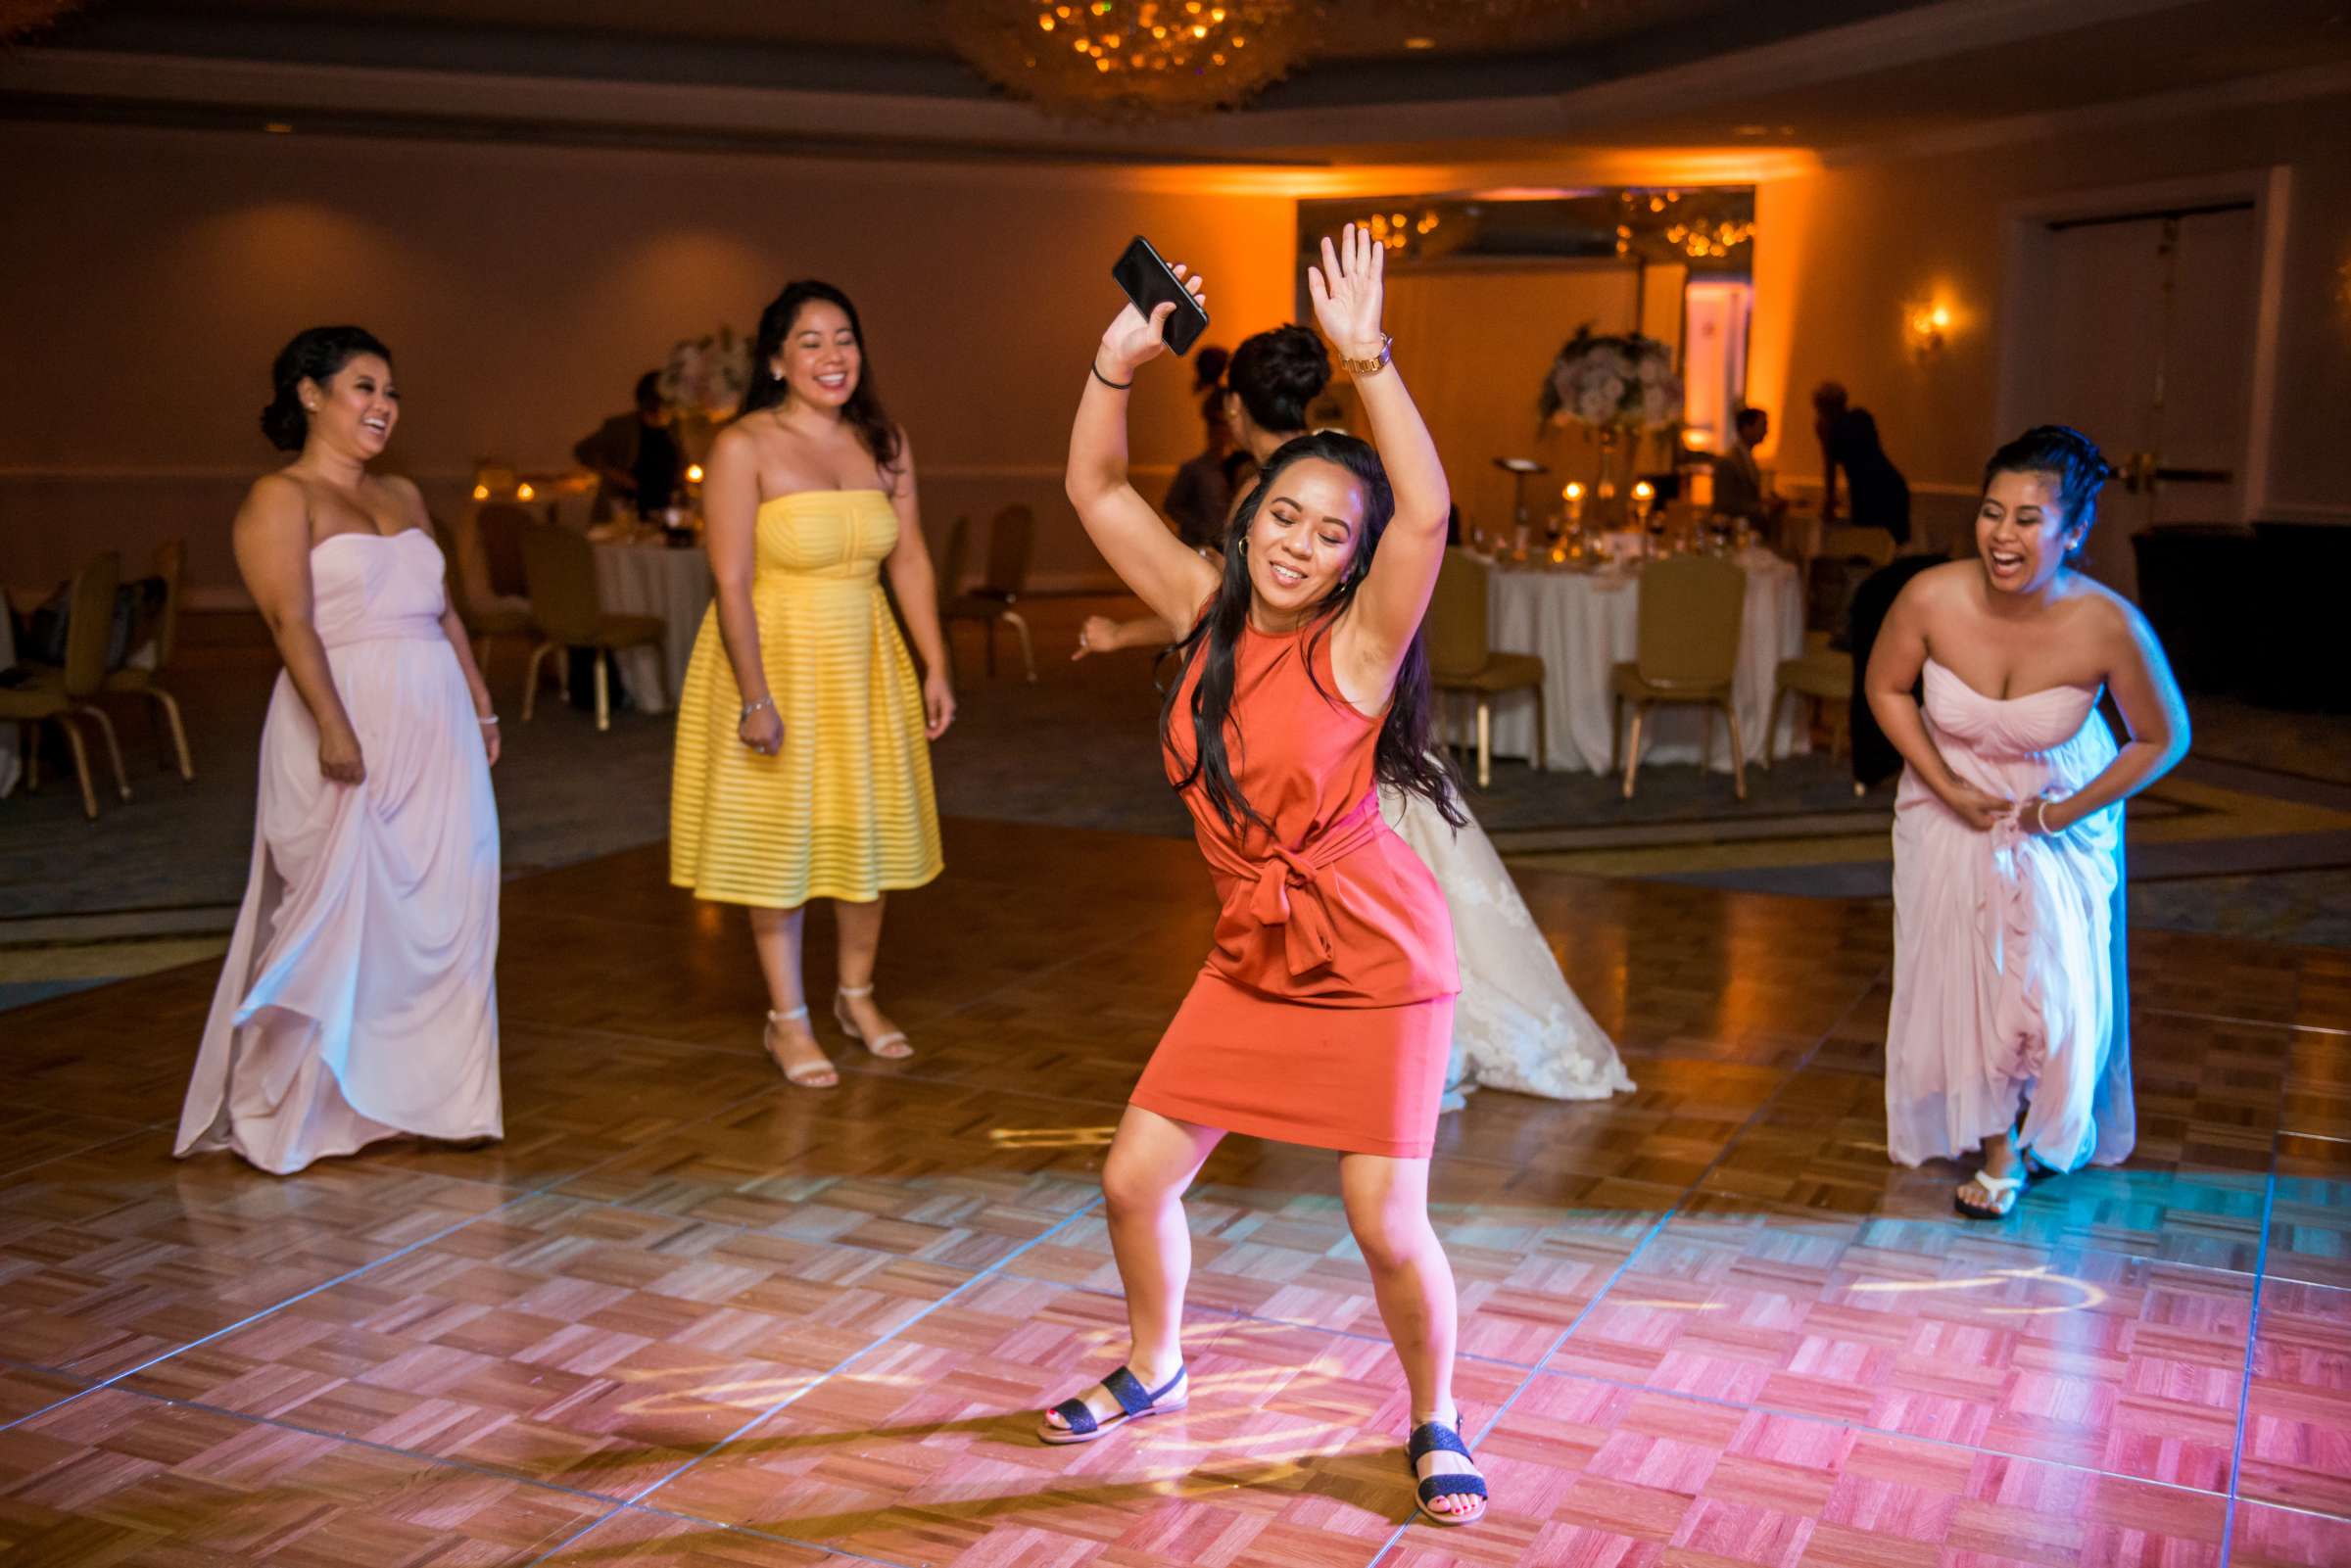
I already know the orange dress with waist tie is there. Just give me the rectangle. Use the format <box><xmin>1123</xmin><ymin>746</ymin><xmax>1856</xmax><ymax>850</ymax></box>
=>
<box><xmin>1129</xmin><ymin>616</ymin><xmax>1459</xmax><ymax>1159</ymax></box>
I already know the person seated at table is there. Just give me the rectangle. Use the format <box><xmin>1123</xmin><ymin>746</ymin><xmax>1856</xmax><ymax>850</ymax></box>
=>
<box><xmin>575</xmin><ymin>371</ymin><xmax>682</xmax><ymax>522</ymax></box>
<box><xmin>1711</xmin><ymin>406</ymin><xmax>1787</xmax><ymax>532</ymax></box>
<box><xmin>1866</xmin><ymin>425</ymin><xmax>2187</xmax><ymax>1219</ymax></box>
<box><xmin>1815</xmin><ymin>381</ymin><xmax>1910</xmax><ymax>546</ymax></box>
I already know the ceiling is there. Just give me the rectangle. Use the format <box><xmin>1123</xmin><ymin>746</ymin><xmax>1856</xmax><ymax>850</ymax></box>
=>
<box><xmin>5</xmin><ymin>0</ymin><xmax>2346</xmax><ymax>169</ymax></box>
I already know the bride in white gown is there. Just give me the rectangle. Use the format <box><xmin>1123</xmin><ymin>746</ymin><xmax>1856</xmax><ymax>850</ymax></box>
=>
<box><xmin>1384</xmin><ymin>784</ymin><xmax>1633</xmax><ymax>1104</ymax></box>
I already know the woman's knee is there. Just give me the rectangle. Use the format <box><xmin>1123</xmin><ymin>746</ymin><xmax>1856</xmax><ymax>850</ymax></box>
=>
<box><xmin>1348</xmin><ymin>1202</ymin><xmax>1434</xmax><ymax>1276</ymax></box>
<box><xmin>1101</xmin><ymin>1145</ymin><xmax>1186</xmax><ymax>1219</ymax></box>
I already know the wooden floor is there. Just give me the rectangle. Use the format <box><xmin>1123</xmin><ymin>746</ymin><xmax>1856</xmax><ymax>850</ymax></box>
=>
<box><xmin>2</xmin><ymin>818</ymin><xmax>2346</xmax><ymax>1566</ymax></box>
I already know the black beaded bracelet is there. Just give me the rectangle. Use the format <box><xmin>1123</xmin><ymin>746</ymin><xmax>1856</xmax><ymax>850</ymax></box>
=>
<box><xmin>1090</xmin><ymin>360</ymin><xmax>1133</xmax><ymax>390</ymax></box>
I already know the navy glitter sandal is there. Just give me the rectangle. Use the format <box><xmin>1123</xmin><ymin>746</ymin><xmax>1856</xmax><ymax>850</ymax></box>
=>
<box><xmin>1036</xmin><ymin>1364</ymin><xmax>1187</xmax><ymax>1446</ymax></box>
<box><xmin>1406</xmin><ymin>1412</ymin><xmax>1489</xmax><ymax>1526</ymax></box>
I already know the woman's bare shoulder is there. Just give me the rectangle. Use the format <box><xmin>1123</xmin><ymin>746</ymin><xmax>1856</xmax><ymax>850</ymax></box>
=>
<box><xmin>238</xmin><ymin>469</ymin><xmax>310</xmax><ymax>527</ymax></box>
<box><xmin>2059</xmin><ymin>569</ymin><xmax>2153</xmax><ymax>649</ymax></box>
<box><xmin>1894</xmin><ymin>558</ymin><xmax>1975</xmax><ymax>614</ymax></box>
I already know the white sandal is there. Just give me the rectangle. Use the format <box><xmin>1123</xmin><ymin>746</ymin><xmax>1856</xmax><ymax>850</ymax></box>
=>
<box><xmin>1953</xmin><ymin>1168</ymin><xmax>2025</xmax><ymax>1220</ymax></box>
<box><xmin>834</xmin><ymin>983</ymin><xmax>913</xmax><ymax>1060</ymax></box>
<box><xmin>763</xmin><ymin>1006</ymin><xmax>838</xmax><ymax>1089</ymax></box>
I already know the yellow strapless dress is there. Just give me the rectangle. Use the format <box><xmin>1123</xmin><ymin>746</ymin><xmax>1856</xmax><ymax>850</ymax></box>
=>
<box><xmin>669</xmin><ymin>489</ymin><xmax>942</xmax><ymax>907</ymax></box>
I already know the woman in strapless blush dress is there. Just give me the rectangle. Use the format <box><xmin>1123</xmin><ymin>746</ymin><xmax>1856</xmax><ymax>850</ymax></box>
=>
<box><xmin>177</xmin><ymin>327</ymin><xmax>503</xmax><ymax>1176</ymax></box>
<box><xmin>1866</xmin><ymin>427</ymin><xmax>2188</xmax><ymax>1219</ymax></box>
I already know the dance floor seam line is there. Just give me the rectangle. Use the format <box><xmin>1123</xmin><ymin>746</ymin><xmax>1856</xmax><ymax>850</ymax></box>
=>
<box><xmin>1363</xmin><ymin>961</ymin><xmax>1892</xmax><ymax>1568</ymax></box>
<box><xmin>0</xmin><ymin>1058</ymin><xmax>830</xmax><ymax>1439</ymax></box>
<box><xmin>0</xmin><ymin>1192</ymin><xmax>539</xmax><ymax>1436</ymax></box>
<box><xmin>517</xmin><ymin>1193</ymin><xmax>1114</xmax><ymax>1567</ymax></box>
<box><xmin>0</xmin><ymin>1119</ymin><xmax>165</xmax><ymax>1182</ymax></box>
<box><xmin>2221</xmin><ymin>1110</ymin><xmax>2290</xmax><ymax>1560</ymax></box>
<box><xmin>2147</xmin><ymin>1005</ymin><xmax>2351</xmax><ymax>1037</ymax></box>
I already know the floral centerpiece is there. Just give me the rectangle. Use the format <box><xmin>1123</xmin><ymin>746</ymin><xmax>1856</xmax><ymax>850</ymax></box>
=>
<box><xmin>658</xmin><ymin>327</ymin><xmax>750</xmax><ymax>420</ymax></box>
<box><xmin>1538</xmin><ymin>325</ymin><xmax>1682</xmax><ymax>532</ymax></box>
<box><xmin>1539</xmin><ymin>325</ymin><xmax>1682</xmax><ymax>434</ymax></box>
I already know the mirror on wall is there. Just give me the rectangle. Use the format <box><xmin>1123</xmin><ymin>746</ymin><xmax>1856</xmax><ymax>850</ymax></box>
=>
<box><xmin>1290</xmin><ymin>188</ymin><xmax>1755</xmax><ymax>534</ymax></box>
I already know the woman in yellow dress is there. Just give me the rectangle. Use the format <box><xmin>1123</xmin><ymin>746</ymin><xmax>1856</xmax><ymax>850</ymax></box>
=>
<box><xmin>671</xmin><ymin>280</ymin><xmax>954</xmax><ymax>1087</ymax></box>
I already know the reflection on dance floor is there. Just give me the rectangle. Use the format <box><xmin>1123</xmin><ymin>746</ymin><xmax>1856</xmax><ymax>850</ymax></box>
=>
<box><xmin>0</xmin><ymin>819</ymin><xmax>2343</xmax><ymax>1565</ymax></box>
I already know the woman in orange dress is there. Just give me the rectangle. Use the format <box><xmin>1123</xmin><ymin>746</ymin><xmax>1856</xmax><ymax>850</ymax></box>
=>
<box><xmin>1040</xmin><ymin>228</ymin><xmax>1487</xmax><ymax>1526</ymax></box>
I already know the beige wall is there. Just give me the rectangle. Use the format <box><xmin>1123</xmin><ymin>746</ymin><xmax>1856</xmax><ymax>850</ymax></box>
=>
<box><xmin>1748</xmin><ymin>89</ymin><xmax>2351</xmax><ymax>551</ymax></box>
<box><xmin>0</xmin><ymin>121</ymin><xmax>1300</xmax><ymax>601</ymax></box>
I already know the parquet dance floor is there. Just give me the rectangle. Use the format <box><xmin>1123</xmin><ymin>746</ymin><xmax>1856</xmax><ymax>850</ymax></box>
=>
<box><xmin>2</xmin><ymin>818</ymin><xmax>2345</xmax><ymax>1565</ymax></box>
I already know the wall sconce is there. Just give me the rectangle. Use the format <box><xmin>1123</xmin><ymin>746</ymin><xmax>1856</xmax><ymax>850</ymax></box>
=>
<box><xmin>1906</xmin><ymin>302</ymin><xmax>1952</xmax><ymax>358</ymax></box>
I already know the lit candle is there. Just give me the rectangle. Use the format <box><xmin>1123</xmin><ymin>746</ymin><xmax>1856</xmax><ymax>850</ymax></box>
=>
<box><xmin>516</xmin><ymin>482</ymin><xmax>536</xmax><ymax>501</ymax></box>
<box><xmin>1563</xmin><ymin>481</ymin><xmax>1585</xmax><ymax>524</ymax></box>
<box><xmin>1631</xmin><ymin>479</ymin><xmax>1655</xmax><ymax>522</ymax></box>
<box><xmin>686</xmin><ymin>463</ymin><xmax>704</xmax><ymax>486</ymax></box>
<box><xmin>471</xmin><ymin>484</ymin><xmax>490</xmax><ymax>500</ymax></box>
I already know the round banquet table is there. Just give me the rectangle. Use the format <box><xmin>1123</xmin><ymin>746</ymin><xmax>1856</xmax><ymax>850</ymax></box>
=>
<box><xmin>1471</xmin><ymin>546</ymin><xmax>1809</xmax><ymax>774</ymax></box>
<box><xmin>592</xmin><ymin>540</ymin><xmax>712</xmax><ymax>717</ymax></box>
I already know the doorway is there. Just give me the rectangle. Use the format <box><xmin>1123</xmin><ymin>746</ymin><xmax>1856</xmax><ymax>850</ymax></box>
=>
<box><xmin>1997</xmin><ymin>171</ymin><xmax>2286</xmax><ymax>600</ymax></box>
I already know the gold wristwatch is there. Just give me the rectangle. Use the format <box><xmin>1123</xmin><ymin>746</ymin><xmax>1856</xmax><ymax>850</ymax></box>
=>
<box><xmin>1341</xmin><ymin>334</ymin><xmax>1394</xmax><ymax>377</ymax></box>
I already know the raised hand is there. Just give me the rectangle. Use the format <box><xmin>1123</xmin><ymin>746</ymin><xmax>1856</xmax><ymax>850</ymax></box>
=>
<box><xmin>1308</xmin><ymin>223</ymin><xmax>1385</xmax><ymax>358</ymax></box>
<box><xmin>1099</xmin><ymin>264</ymin><xmax>1208</xmax><ymax>381</ymax></box>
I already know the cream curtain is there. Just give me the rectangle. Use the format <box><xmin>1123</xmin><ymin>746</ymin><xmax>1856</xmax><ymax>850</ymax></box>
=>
<box><xmin>1365</xmin><ymin>264</ymin><xmax>1643</xmax><ymax>536</ymax></box>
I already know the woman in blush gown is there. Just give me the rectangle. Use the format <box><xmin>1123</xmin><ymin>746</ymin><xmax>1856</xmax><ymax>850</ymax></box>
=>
<box><xmin>1866</xmin><ymin>426</ymin><xmax>2187</xmax><ymax>1218</ymax></box>
<box><xmin>177</xmin><ymin>326</ymin><xmax>503</xmax><ymax>1175</ymax></box>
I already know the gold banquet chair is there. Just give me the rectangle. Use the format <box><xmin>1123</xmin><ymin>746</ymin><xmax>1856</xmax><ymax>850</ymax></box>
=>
<box><xmin>431</xmin><ymin>515</ymin><xmax>532</xmax><ymax>689</ymax></box>
<box><xmin>1610</xmin><ymin>554</ymin><xmax>1749</xmax><ymax>801</ymax></box>
<box><xmin>98</xmin><ymin>538</ymin><xmax>195</xmax><ymax>783</ymax></box>
<box><xmin>519</xmin><ymin>523</ymin><xmax>665</xmax><ymax>732</ymax></box>
<box><xmin>4</xmin><ymin>550</ymin><xmax>124</xmax><ymax>820</ymax></box>
<box><xmin>942</xmin><ymin>503</ymin><xmax>1038</xmax><ymax>683</ymax></box>
<box><xmin>1426</xmin><ymin>547</ymin><xmax>1546</xmax><ymax>788</ymax></box>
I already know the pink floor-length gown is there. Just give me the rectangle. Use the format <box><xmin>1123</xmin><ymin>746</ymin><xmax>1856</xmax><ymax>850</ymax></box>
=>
<box><xmin>1886</xmin><ymin>658</ymin><xmax>2133</xmax><ymax>1173</ymax></box>
<box><xmin>177</xmin><ymin>528</ymin><xmax>501</xmax><ymax>1174</ymax></box>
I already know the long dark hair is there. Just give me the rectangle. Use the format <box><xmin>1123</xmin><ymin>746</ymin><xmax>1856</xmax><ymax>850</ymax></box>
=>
<box><xmin>738</xmin><ymin>280</ymin><xmax>902</xmax><ymax>487</ymax></box>
<box><xmin>261</xmin><ymin>325</ymin><xmax>391</xmax><ymax>452</ymax></box>
<box><xmin>1161</xmin><ymin>431</ymin><xmax>1463</xmax><ymax>834</ymax></box>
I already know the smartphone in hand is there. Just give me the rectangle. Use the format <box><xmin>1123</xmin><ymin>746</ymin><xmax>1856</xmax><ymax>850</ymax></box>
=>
<box><xmin>1112</xmin><ymin>235</ymin><xmax>1211</xmax><ymax>356</ymax></box>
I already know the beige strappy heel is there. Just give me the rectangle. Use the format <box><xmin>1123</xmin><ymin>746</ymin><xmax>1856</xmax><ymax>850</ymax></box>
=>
<box><xmin>763</xmin><ymin>1005</ymin><xmax>838</xmax><ymax>1089</ymax></box>
<box><xmin>833</xmin><ymin>983</ymin><xmax>913</xmax><ymax>1060</ymax></box>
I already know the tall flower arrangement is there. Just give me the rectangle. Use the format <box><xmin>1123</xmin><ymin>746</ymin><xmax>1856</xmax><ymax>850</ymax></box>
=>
<box><xmin>1539</xmin><ymin>326</ymin><xmax>1682</xmax><ymax>435</ymax></box>
<box><xmin>658</xmin><ymin>327</ymin><xmax>750</xmax><ymax>419</ymax></box>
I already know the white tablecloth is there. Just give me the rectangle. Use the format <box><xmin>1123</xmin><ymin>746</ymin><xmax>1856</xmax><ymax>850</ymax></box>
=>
<box><xmin>1471</xmin><ymin>547</ymin><xmax>1808</xmax><ymax>774</ymax></box>
<box><xmin>593</xmin><ymin>542</ymin><xmax>712</xmax><ymax>716</ymax></box>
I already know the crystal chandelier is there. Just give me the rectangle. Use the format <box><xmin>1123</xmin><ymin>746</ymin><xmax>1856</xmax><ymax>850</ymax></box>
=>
<box><xmin>1</xmin><ymin>0</ymin><xmax>81</xmax><ymax>38</ymax></box>
<box><xmin>939</xmin><ymin>0</ymin><xmax>1323</xmax><ymax>119</ymax></box>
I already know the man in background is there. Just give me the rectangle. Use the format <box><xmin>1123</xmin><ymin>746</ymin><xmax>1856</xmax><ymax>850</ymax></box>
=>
<box><xmin>1813</xmin><ymin>380</ymin><xmax>1911</xmax><ymax>546</ymax></box>
<box><xmin>575</xmin><ymin>371</ymin><xmax>681</xmax><ymax>522</ymax></box>
<box><xmin>1712</xmin><ymin>405</ymin><xmax>1786</xmax><ymax>532</ymax></box>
